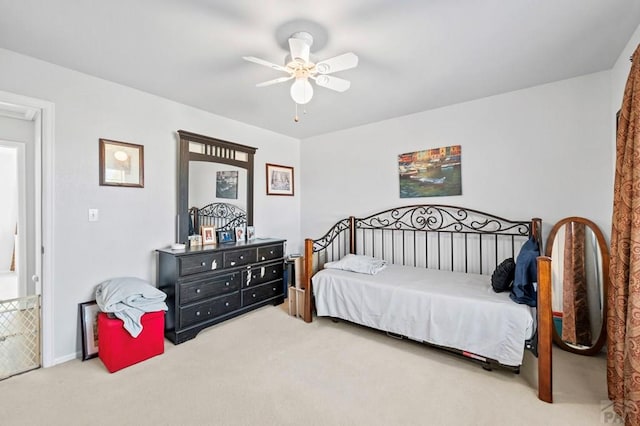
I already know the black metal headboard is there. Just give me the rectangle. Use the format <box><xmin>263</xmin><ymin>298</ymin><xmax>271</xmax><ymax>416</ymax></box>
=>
<box><xmin>307</xmin><ymin>205</ymin><xmax>542</xmax><ymax>277</ymax></box>
<box><xmin>189</xmin><ymin>202</ymin><xmax>247</xmax><ymax>233</ymax></box>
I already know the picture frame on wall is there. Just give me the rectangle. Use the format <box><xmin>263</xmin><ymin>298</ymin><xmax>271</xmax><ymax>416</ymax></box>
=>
<box><xmin>79</xmin><ymin>300</ymin><xmax>101</xmax><ymax>361</ymax></box>
<box><xmin>99</xmin><ymin>139</ymin><xmax>144</xmax><ymax>188</ymax></box>
<box><xmin>266</xmin><ymin>163</ymin><xmax>294</xmax><ymax>196</ymax></box>
<box><xmin>200</xmin><ymin>226</ymin><xmax>216</xmax><ymax>245</ymax></box>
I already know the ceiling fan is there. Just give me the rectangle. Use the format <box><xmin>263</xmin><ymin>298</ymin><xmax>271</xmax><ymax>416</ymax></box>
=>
<box><xmin>243</xmin><ymin>31</ymin><xmax>358</xmax><ymax>111</ymax></box>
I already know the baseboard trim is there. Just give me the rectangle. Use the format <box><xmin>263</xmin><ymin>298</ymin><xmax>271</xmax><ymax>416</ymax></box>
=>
<box><xmin>50</xmin><ymin>352</ymin><xmax>78</xmax><ymax>366</ymax></box>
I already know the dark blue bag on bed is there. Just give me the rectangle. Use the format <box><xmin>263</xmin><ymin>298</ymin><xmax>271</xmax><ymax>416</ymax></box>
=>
<box><xmin>509</xmin><ymin>237</ymin><xmax>539</xmax><ymax>307</ymax></box>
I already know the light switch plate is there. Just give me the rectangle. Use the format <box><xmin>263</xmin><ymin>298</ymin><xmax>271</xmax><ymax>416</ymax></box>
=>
<box><xmin>88</xmin><ymin>209</ymin><xmax>99</xmax><ymax>222</ymax></box>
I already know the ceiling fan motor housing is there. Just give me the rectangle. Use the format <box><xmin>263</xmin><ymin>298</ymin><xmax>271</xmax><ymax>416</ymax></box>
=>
<box><xmin>291</xmin><ymin>31</ymin><xmax>313</xmax><ymax>48</ymax></box>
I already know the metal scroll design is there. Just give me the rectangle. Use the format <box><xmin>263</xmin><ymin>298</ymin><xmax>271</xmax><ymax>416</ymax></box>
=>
<box><xmin>355</xmin><ymin>205</ymin><xmax>530</xmax><ymax>236</ymax></box>
<box><xmin>190</xmin><ymin>202</ymin><xmax>247</xmax><ymax>231</ymax></box>
<box><xmin>312</xmin><ymin>218</ymin><xmax>351</xmax><ymax>252</ymax></box>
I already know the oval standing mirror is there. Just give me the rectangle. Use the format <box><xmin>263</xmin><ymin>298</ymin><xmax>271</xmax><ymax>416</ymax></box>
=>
<box><xmin>545</xmin><ymin>217</ymin><xmax>608</xmax><ymax>355</ymax></box>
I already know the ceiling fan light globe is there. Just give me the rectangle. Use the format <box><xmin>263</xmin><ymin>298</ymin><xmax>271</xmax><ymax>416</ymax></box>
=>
<box><xmin>290</xmin><ymin>78</ymin><xmax>313</xmax><ymax>104</ymax></box>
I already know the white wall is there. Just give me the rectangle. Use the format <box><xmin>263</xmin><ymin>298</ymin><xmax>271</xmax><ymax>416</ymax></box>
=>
<box><xmin>301</xmin><ymin>71</ymin><xmax>612</xmax><ymax>245</ymax></box>
<box><xmin>0</xmin><ymin>48</ymin><xmax>301</xmax><ymax>363</ymax></box>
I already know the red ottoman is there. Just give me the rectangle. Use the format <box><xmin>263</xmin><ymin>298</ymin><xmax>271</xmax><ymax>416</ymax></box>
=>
<box><xmin>98</xmin><ymin>311</ymin><xmax>165</xmax><ymax>373</ymax></box>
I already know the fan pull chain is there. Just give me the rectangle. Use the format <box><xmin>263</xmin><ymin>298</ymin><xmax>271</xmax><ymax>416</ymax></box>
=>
<box><xmin>293</xmin><ymin>103</ymin><xmax>308</xmax><ymax>122</ymax></box>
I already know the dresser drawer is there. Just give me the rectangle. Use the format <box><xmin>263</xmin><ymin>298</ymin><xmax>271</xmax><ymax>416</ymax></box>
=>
<box><xmin>223</xmin><ymin>248</ymin><xmax>256</xmax><ymax>268</ymax></box>
<box><xmin>242</xmin><ymin>261</ymin><xmax>283</xmax><ymax>288</ymax></box>
<box><xmin>242</xmin><ymin>281</ymin><xmax>283</xmax><ymax>306</ymax></box>
<box><xmin>180</xmin><ymin>272</ymin><xmax>240</xmax><ymax>304</ymax></box>
<box><xmin>179</xmin><ymin>292</ymin><xmax>240</xmax><ymax>328</ymax></box>
<box><xmin>257</xmin><ymin>244</ymin><xmax>284</xmax><ymax>262</ymax></box>
<box><xmin>179</xmin><ymin>252</ymin><xmax>224</xmax><ymax>276</ymax></box>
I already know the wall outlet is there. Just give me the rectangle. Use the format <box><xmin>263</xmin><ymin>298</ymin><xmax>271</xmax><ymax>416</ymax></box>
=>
<box><xmin>88</xmin><ymin>209</ymin><xmax>99</xmax><ymax>222</ymax></box>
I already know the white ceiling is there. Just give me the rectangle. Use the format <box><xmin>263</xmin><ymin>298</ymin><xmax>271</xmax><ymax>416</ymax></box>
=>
<box><xmin>1</xmin><ymin>0</ymin><xmax>639</xmax><ymax>139</ymax></box>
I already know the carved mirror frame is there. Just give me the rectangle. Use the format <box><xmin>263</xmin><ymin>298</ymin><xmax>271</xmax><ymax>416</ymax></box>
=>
<box><xmin>177</xmin><ymin>130</ymin><xmax>256</xmax><ymax>244</ymax></box>
<box><xmin>545</xmin><ymin>216</ymin><xmax>608</xmax><ymax>355</ymax></box>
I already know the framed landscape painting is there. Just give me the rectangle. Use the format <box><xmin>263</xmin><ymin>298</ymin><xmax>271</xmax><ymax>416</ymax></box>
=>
<box><xmin>398</xmin><ymin>145</ymin><xmax>462</xmax><ymax>198</ymax></box>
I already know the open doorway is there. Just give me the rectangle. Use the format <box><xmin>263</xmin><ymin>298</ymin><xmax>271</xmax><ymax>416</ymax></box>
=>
<box><xmin>0</xmin><ymin>144</ymin><xmax>21</xmax><ymax>300</ymax></box>
<box><xmin>0</xmin><ymin>115</ymin><xmax>39</xmax><ymax>379</ymax></box>
<box><xmin>0</xmin><ymin>91</ymin><xmax>53</xmax><ymax>376</ymax></box>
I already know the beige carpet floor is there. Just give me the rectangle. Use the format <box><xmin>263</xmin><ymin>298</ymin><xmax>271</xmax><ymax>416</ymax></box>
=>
<box><xmin>0</xmin><ymin>304</ymin><xmax>609</xmax><ymax>425</ymax></box>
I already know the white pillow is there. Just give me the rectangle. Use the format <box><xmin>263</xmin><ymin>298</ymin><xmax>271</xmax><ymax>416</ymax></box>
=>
<box><xmin>324</xmin><ymin>254</ymin><xmax>387</xmax><ymax>275</ymax></box>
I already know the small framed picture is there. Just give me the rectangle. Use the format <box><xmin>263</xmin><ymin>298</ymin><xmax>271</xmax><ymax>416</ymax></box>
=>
<box><xmin>217</xmin><ymin>230</ymin><xmax>235</xmax><ymax>243</ymax></box>
<box><xmin>79</xmin><ymin>300</ymin><xmax>101</xmax><ymax>361</ymax></box>
<box><xmin>188</xmin><ymin>234</ymin><xmax>202</xmax><ymax>247</ymax></box>
<box><xmin>246</xmin><ymin>226</ymin><xmax>255</xmax><ymax>241</ymax></box>
<box><xmin>266</xmin><ymin>163</ymin><xmax>294</xmax><ymax>196</ymax></box>
<box><xmin>99</xmin><ymin>139</ymin><xmax>144</xmax><ymax>188</ymax></box>
<box><xmin>235</xmin><ymin>226</ymin><xmax>245</xmax><ymax>242</ymax></box>
<box><xmin>201</xmin><ymin>226</ymin><xmax>216</xmax><ymax>245</ymax></box>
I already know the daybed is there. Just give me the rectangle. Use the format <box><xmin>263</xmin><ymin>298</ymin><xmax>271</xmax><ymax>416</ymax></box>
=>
<box><xmin>302</xmin><ymin>204</ymin><xmax>552</xmax><ymax>403</ymax></box>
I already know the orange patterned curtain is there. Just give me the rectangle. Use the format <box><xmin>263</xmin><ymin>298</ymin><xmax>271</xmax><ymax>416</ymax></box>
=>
<box><xmin>609</xmin><ymin>44</ymin><xmax>640</xmax><ymax>425</ymax></box>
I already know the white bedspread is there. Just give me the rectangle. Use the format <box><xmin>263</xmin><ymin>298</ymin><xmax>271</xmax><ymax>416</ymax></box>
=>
<box><xmin>312</xmin><ymin>264</ymin><xmax>534</xmax><ymax>366</ymax></box>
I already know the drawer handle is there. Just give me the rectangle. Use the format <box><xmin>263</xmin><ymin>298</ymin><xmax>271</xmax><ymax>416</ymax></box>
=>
<box><xmin>201</xmin><ymin>262</ymin><xmax>206</xmax><ymax>266</ymax></box>
<box><xmin>196</xmin><ymin>289</ymin><xmax>201</xmax><ymax>293</ymax></box>
<box><xmin>240</xmin><ymin>255</ymin><xmax>244</xmax><ymax>260</ymax></box>
<box><xmin>196</xmin><ymin>311</ymin><xmax>201</xmax><ymax>316</ymax></box>
<box><xmin>225</xmin><ymin>282</ymin><xmax>229</xmax><ymax>286</ymax></box>
<box><xmin>261</xmin><ymin>256</ymin><xmax>265</xmax><ymax>261</ymax></box>
<box><xmin>252</xmin><ymin>294</ymin><xmax>256</xmax><ymax>298</ymax></box>
<box><xmin>270</xmin><ymin>250</ymin><xmax>274</xmax><ymax>254</ymax></box>
<box><xmin>225</xmin><ymin>302</ymin><xmax>229</xmax><ymax>307</ymax></box>
<box><xmin>230</xmin><ymin>261</ymin><xmax>236</xmax><ymax>266</ymax></box>
<box><xmin>272</xmin><ymin>287</ymin><xmax>276</xmax><ymax>291</ymax></box>
<box><xmin>273</xmin><ymin>270</ymin><xmax>277</xmax><ymax>273</ymax></box>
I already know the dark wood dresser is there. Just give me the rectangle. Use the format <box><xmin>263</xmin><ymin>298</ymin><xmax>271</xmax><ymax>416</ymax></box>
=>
<box><xmin>157</xmin><ymin>238</ymin><xmax>286</xmax><ymax>344</ymax></box>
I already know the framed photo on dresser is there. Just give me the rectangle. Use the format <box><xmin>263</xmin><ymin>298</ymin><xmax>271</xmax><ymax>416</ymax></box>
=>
<box><xmin>247</xmin><ymin>226</ymin><xmax>255</xmax><ymax>241</ymax></box>
<box><xmin>235</xmin><ymin>226</ymin><xmax>245</xmax><ymax>242</ymax></box>
<box><xmin>200</xmin><ymin>226</ymin><xmax>216</xmax><ymax>245</ymax></box>
<box><xmin>217</xmin><ymin>230</ymin><xmax>235</xmax><ymax>243</ymax></box>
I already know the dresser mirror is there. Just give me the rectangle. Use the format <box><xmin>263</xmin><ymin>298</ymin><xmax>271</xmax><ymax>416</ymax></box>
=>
<box><xmin>177</xmin><ymin>130</ymin><xmax>256</xmax><ymax>245</ymax></box>
<box><xmin>189</xmin><ymin>162</ymin><xmax>247</xmax><ymax>212</ymax></box>
<box><xmin>545</xmin><ymin>217</ymin><xmax>608</xmax><ymax>355</ymax></box>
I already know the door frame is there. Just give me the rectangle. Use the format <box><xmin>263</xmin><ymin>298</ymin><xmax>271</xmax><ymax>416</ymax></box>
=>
<box><xmin>0</xmin><ymin>90</ymin><xmax>55</xmax><ymax>367</ymax></box>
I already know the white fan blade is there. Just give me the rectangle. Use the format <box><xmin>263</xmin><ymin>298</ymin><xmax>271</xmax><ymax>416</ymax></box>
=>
<box><xmin>315</xmin><ymin>52</ymin><xmax>358</xmax><ymax>74</ymax></box>
<box><xmin>313</xmin><ymin>75</ymin><xmax>351</xmax><ymax>92</ymax></box>
<box><xmin>242</xmin><ymin>56</ymin><xmax>288</xmax><ymax>72</ymax></box>
<box><xmin>288</xmin><ymin>38</ymin><xmax>310</xmax><ymax>63</ymax></box>
<box><xmin>256</xmin><ymin>75</ymin><xmax>294</xmax><ymax>87</ymax></box>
